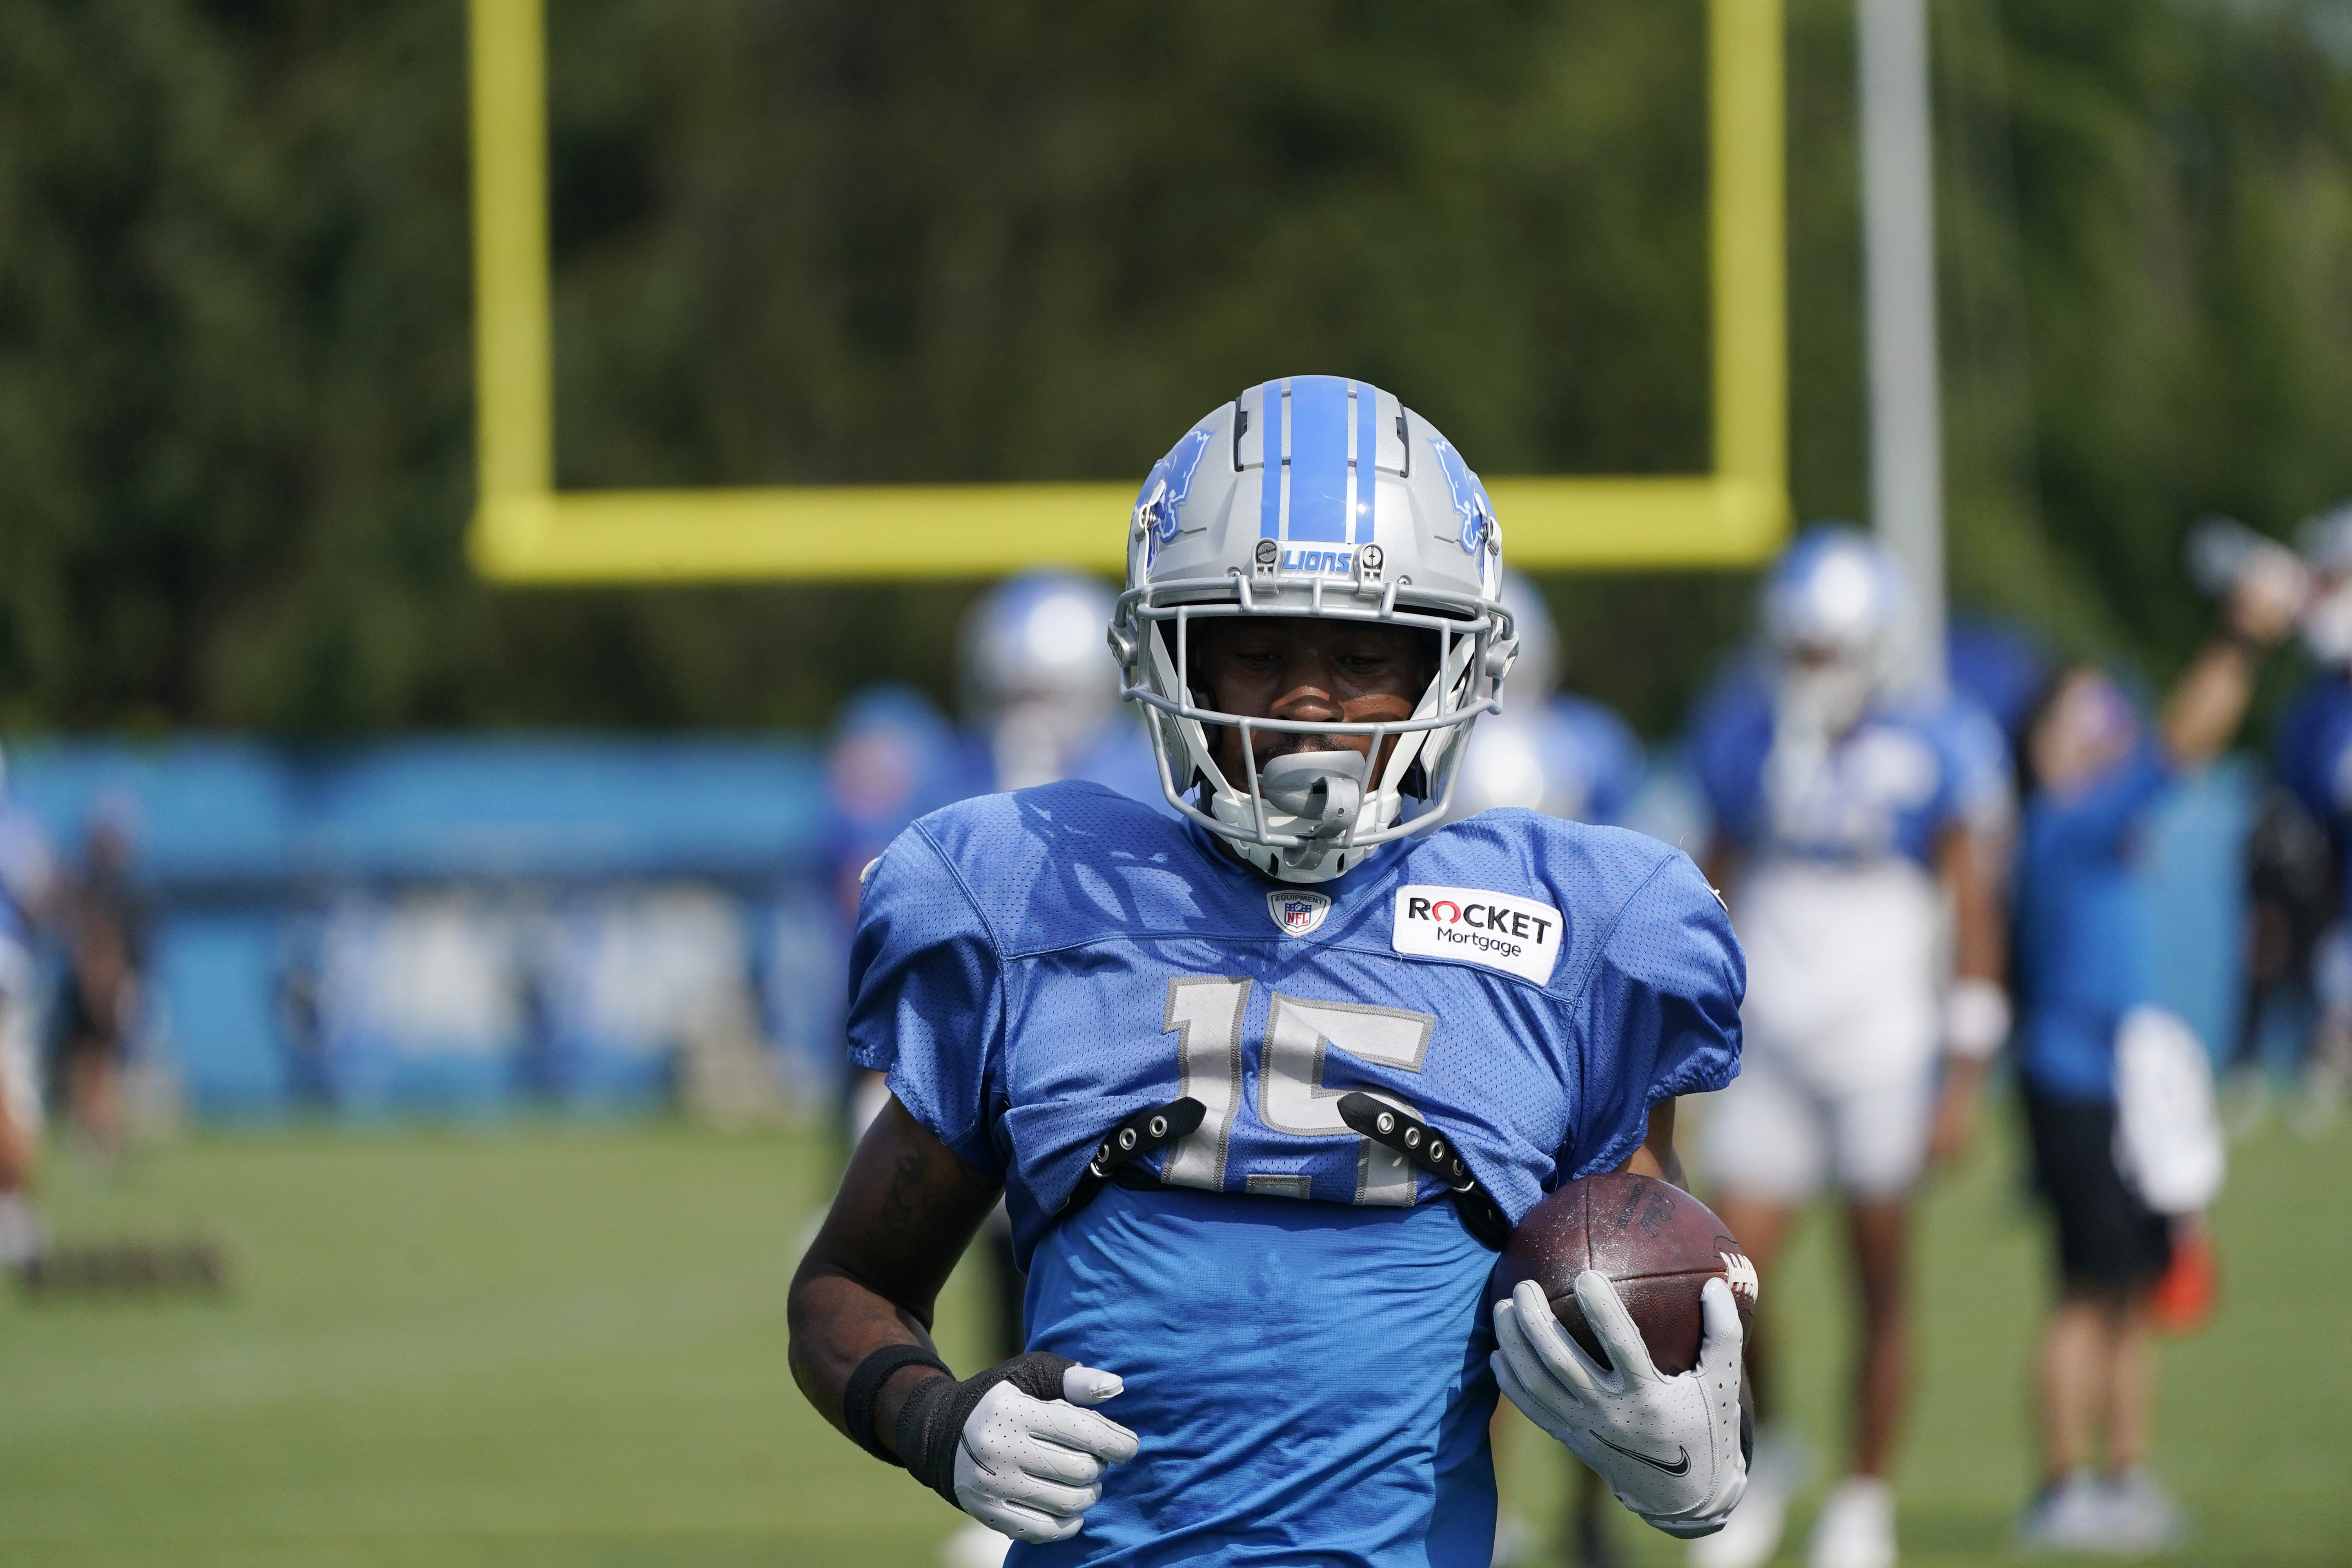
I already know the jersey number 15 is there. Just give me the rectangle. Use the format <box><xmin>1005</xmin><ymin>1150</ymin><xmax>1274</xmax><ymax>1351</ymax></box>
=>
<box><xmin>1158</xmin><ymin>976</ymin><xmax>1435</xmax><ymax>1207</ymax></box>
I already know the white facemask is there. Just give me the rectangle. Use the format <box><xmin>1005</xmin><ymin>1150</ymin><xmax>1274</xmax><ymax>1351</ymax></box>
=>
<box><xmin>1779</xmin><ymin>660</ymin><xmax>1874</xmax><ymax>739</ymax></box>
<box><xmin>2303</xmin><ymin>583</ymin><xmax>2352</xmax><ymax>666</ymax></box>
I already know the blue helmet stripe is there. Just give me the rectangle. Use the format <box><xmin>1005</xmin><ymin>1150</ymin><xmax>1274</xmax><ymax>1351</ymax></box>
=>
<box><xmin>1283</xmin><ymin>375</ymin><xmax>1353</xmax><ymax>544</ymax></box>
<box><xmin>1352</xmin><ymin>379</ymin><xmax>1378</xmax><ymax>544</ymax></box>
<box><xmin>1258</xmin><ymin>381</ymin><xmax>1284</xmax><ymax>543</ymax></box>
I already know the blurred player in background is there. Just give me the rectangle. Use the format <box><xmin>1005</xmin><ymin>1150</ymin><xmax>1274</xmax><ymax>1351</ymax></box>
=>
<box><xmin>1446</xmin><ymin>572</ymin><xmax>1645</xmax><ymax>831</ymax></box>
<box><xmin>50</xmin><ymin>799</ymin><xmax>148</xmax><ymax>1158</ymax></box>
<box><xmin>1459</xmin><ymin>571</ymin><xmax>1646</xmax><ymax>1568</ymax></box>
<box><xmin>2270</xmin><ymin>500</ymin><xmax>2352</xmax><ymax>1134</ymax></box>
<box><xmin>2230</xmin><ymin>780</ymin><xmax>2333</xmax><ymax>1128</ymax></box>
<box><xmin>0</xmin><ymin>750</ymin><xmax>55</xmax><ymax>1270</ymax></box>
<box><xmin>822</xmin><ymin>684</ymin><xmax>988</xmax><ymax>1128</ymax></box>
<box><xmin>2008</xmin><ymin>535</ymin><xmax>2301</xmax><ymax>1552</ymax></box>
<box><xmin>1686</xmin><ymin>526</ymin><xmax>2012</xmax><ymax>1568</ymax></box>
<box><xmin>961</xmin><ymin>572</ymin><xmax>1126</xmax><ymax>795</ymax></box>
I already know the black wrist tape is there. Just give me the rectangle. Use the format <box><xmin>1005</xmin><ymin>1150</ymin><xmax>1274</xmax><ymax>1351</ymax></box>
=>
<box><xmin>841</xmin><ymin>1343</ymin><xmax>950</xmax><ymax>1466</ymax></box>
<box><xmin>894</xmin><ymin>1350</ymin><xmax>1077</xmax><ymax>1507</ymax></box>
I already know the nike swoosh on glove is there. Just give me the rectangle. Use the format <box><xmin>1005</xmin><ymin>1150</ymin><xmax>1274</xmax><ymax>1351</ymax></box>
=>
<box><xmin>1492</xmin><ymin>1272</ymin><xmax>1748</xmax><ymax>1537</ymax></box>
<box><xmin>895</xmin><ymin>1351</ymin><xmax>1140</xmax><ymax>1544</ymax></box>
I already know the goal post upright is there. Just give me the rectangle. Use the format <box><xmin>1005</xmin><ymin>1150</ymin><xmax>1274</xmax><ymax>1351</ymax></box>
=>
<box><xmin>464</xmin><ymin>0</ymin><xmax>1789</xmax><ymax>582</ymax></box>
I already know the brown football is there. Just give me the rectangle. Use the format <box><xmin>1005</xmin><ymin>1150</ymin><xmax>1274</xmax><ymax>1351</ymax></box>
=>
<box><xmin>1488</xmin><ymin>1171</ymin><xmax>1757</xmax><ymax>1377</ymax></box>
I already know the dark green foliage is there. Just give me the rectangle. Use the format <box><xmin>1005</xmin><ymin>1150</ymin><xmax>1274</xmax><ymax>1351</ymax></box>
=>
<box><xmin>0</xmin><ymin>1</ymin><xmax>2347</xmax><ymax>735</ymax></box>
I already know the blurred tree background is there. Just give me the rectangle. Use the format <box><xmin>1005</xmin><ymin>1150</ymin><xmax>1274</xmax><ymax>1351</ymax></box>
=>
<box><xmin>0</xmin><ymin>0</ymin><xmax>2348</xmax><ymax>737</ymax></box>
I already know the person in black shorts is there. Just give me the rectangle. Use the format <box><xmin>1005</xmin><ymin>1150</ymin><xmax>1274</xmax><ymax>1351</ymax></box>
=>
<box><xmin>2020</xmin><ymin>1093</ymin><xmax>2173</xmax><ymax>1298</ymax></box>
<box><xmin>2006</xmin><ymin>560</ymin><xmax>2298</xmax><ymax>1551</ymax></box>
<box><xmin>50</xmin><ymin>808</ymin><xmax>147</xmax><ymax>1157</ymax></box>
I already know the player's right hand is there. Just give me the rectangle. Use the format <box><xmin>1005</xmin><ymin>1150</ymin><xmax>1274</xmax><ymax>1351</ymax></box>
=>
<box><xmin>1492</xmin><ymin>1273</ymin><xmax>1748</xmax><ymax>1537</ymax></box>
<box><xmin>951</xmin><ymin>1363</ymin><xmax>1138</xmax><ymax>1543</ymax></box>
<box><xmin>891</xmin><ymin>1350</ymin><xmax>1138</xmax><ymax>1544</ymax></box>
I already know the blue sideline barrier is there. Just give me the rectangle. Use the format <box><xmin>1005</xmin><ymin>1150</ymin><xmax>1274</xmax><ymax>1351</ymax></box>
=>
<box><xmin>0</xmin><ymin>737</ymin><xmax>2259</xmax><ymax>1120</ymax></box>
<box><xmin>6</xmin><ymin>736</ymin><xmax>826</xmax><ymax>1120</ymax></box>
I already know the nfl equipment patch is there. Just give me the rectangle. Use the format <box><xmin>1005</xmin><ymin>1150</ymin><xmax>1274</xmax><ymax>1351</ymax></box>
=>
<box><xmin>1391</xmin><ymin>884</ymin><xmax>1565</xmax><ymax>984</ymax></box>
<box><xmin>1266</xmin><ymin>889</ymin><xmax>1333</xmax><ymax>937</ymax></box>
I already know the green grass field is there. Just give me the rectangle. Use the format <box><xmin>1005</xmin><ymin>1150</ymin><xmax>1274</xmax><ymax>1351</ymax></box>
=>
<box><xmin>0</xmin><ymin>1112</ymin><xmax>2342</xmax><ymax>1566</ymax></box>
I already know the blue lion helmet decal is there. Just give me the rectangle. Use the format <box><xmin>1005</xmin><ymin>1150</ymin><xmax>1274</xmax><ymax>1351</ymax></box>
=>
<box><xmin>1428</xmin><ymin>433</ymin><xmax>1498</xmax><ymax>556</ymax></box>
<box><xmin>1136</xmin><ymin>424</ymin><xmax>1214</xmax><ymax>560</ymax></box>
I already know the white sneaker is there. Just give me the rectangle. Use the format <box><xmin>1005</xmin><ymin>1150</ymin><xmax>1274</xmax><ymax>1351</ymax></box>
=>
<box><xmin>1807</xmin><ymin>1476</ymin><xmax>1896</xmax><ymax>1568</ymax></box>
<box><xmin>2288</xmin><ymin>1061</ymin><xmax>2343</xmax><ymax>1140</ymax></box>
<box><xmin>2016</xmin><ymin>1470</ymin><xmax>2110</xmax><ymax>1553</ymax></box>
<box><xmin>938</xmin><ymin>1519</ymin><xmax>1012</xmax><ymax>1568</ymax></box>
<box><xmin>1691</xmin><ymin>1428</ymin><xmax>1807</xmax><ymax>1568</ymax></box>
<box><xmin>0</xmin><ymin>1192</ymin><xmax>44</xmax><ymax>1270</ymax></box>
<box><xmin>2102</xmin><ymin>1468</ymin><xmax>2185</xmax><ymax>1552</ymax></box>
<box><xmin>2219</xmin><ymin>1066</ymin><xmax>2270</xmax><ymax>1141</ymax></box>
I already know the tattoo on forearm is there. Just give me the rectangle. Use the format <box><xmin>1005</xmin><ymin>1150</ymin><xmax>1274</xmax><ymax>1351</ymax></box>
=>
<box><xmin>877</xmin><ymin>1141</ymin><xmax>932</xmax><ymax>1236</ymax></box>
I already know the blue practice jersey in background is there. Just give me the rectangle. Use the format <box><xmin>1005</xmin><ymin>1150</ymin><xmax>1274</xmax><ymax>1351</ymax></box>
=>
<box><xmin>1445</xmin><ymin>693</ymin><xmax>1646</xmax><ymax>830</ymax></box>
<box><xmin>2012</xmin><ymin>744</ymin><xmax>2174</xmax><ymax>1101</ymax></box>
<box><xmin>2276</xmin><ymin>672</ymin><xmax>2352</xmax><ymax>919</ymax></box>
<box><xmin>849</xmin><ymin>782</ymin><xmax>1742</xmax><ymax>1566</ymax></box>
<box><xmin>1688</xmin><ymin>668</ymin><xmax>2011</xmax><ymax>867</ymax></box>
<box><xmin>1550</xmin><ymin>695</ymin><xmax>1646</xmax><ymax>826</ymax></box>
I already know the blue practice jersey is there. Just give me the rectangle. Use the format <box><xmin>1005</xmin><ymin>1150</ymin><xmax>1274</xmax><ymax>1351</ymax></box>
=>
<box><xmin>0</xmin><ymin>804</ymin><xmax>49</xmax><ymax>957</ymax></box>
<box><xmin>849</xmin><ymin>782</ymin><xmax>1742</xmax><ymax>1566</ymax></box>
<box><xmin>2011</xmin><ymin>745</ymin><xmax>2173</xmax><ymax>1102</ymax></box>
<box><xmin>2276</xmin><ymin>672</ymin><xmax>2352</xmax><ymax>915</ymax></box>
<box><xmin>1067</xmin><ymin>717</ymin><xmax>1185</xmax><ymax>820</ymax></box>
<box><xmin>1548</xmin><ymin>695</ymin><xmax>1647</xmax><ymax>826</ymax></box>
<box><xmin>1447</xmin><ymin>694</ymin><xmax>1644</xmax><ymax>829</ymax></box>
<box><xmin>1688</xmin><ymin>668</ymin><xmax>2011</xmax><ymax>868</ymax></box>
<box><xmin>822</xmin><ymin>686</ymin><xmax>989</xmax><ymax>915</ymax></box>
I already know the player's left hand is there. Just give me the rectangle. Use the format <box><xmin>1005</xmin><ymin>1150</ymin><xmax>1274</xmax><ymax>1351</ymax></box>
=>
<box><xmin>1492</xmin><ymin>1273</ymin><xmax>1748</xmax><ymax>1537</ymax></box>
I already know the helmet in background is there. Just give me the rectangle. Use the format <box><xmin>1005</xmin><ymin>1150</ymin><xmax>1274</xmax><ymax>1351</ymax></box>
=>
<box><xmin>1761</xmin><ymin>524</ymin><xmax>1916</xmax><ymax>734</ymax></box>
<box><xmin>2298</xmin><ymin>500</ymin><xmax>2352</xmax><ymax>666</ymax></box>
<box><xmin>959</xmin><ymin>569</ymin><xmax>1122</xmax><ymax>790</ymax></box>
<box><xmin>1111</xmin><ymin>375</ymin><xmax>1515</xmax><ymax>882</ymax></box>
<box><xmin>1497</xmin><ymin>570</ymin><xmax>1559</xmax><ymax>702</ymax></box>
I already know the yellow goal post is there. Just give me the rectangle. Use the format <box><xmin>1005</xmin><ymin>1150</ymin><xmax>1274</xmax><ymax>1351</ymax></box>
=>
<box><xmin>466</xmin><ymin>0</ymin><xmax>1787</xmax><ymax>582</ymax></box>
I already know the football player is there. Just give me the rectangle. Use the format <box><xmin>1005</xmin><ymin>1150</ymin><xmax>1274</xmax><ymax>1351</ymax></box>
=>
<box><xmin>955</xmin><ymin>569</ymin><xmax>1183</xmax><ymax>818</ymax></box>
<box><xmin>961</xmin><ymin>572</ymin><xmax>1126</xmax><ymax>795</ymax></box>
<box><xmin>1446</xmin><ymin>571</ymin><xmax>1646</xmax><ymax>831</ymax></box>
<box><xmin>789</xmin><ymin>377</ymin><xmax>1751</xmax><ymax>1565</ymax></box>
<box><xmin>0</xmin><ymin>752</ymin><xmax>54</xmax><ymax>1270</ymax></box>
<box><xmin>1684</xmin><ymin>527</ymin><xmax>2011</xmax><ymax>1568</ymax></box>
<box><xmin>2272</xmin><ymin>499</ymin><xmax>2352</xmax><ymax>1134</ymax></box>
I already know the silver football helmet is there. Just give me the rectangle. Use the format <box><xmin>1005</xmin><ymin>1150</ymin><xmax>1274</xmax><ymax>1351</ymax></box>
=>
<box><xmin>1110</xmin><ymin>375</ymin><xmax>1514</xmax><ymax>883</ymax></box>
<box><xmin>1497</xmin><ymin>569</ymin><xmax>1559</xmax><ymax>702</ymax></box>
<box><xmin>960</xmin><ymin>569</ymin><xmax>1123</xmax><ymax>789</ymax></box>
<box><xmin>1445</xmin><ymin>572</ymin><xmax>1564</xmax><ymax>823</ymax></box>
<box><xmin>2299</xmin><ymin>501</ymin><xmax>2352</xmax><ymax>666</ymax></box>
<box><xmin>1762</xmin><ymin>524</ymin><xmax>1916</xmax><ymax>735</ymax></box>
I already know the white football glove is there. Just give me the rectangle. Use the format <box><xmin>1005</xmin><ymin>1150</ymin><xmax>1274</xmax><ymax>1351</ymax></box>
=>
<box><xmin>1492</xmin><ymin>1272</ymin><xmax>1748</xmax><ymax>1537</ymax></box>
<box><xmin>951</xmin><ymin>1364</ymin><xmax>1139</xmax><ymax>1544</ymax></box>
